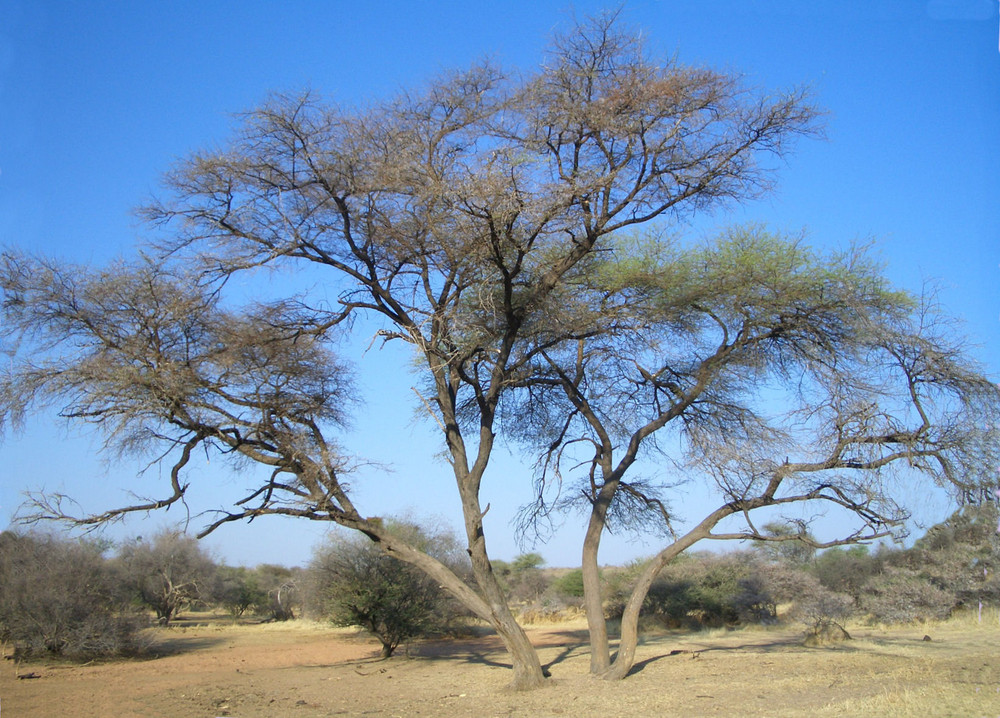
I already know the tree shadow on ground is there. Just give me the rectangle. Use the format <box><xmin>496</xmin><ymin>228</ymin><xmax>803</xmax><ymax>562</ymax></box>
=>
<box><xmin>409</xmin><ymin>636</ymin><xmax>513</xmax><ymax>669</ymax></box>
<box><xmin>397</xmin><ymin>627</ymin><xmax>595</xmax><ymax>673</ymax></box>
<box><xmin>390</xmin><ymin>628</ymin><xmax>812</xmax><ymax>677</ymax></box>
<box><xmin>621</xmin><ymin>634</ymin><xmax>808</xmax><ymax>677</ymax></box>
<box><xmin>146</xmin><ymin>634</ymin><xmax>232</xmax><ymax>658</ymax></box>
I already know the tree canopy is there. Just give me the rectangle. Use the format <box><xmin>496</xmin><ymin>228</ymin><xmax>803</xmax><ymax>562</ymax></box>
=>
<box><xmin>1</xmin><ymin>12</ymin><xmax>997</xmax><ymax>688</ymax></box>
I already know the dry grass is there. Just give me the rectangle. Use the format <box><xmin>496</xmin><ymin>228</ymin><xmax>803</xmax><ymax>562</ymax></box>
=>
<box><xmin>4</xmin><ymin>611</ymin><xmax>999</xmax><ymax>717</ymax></box>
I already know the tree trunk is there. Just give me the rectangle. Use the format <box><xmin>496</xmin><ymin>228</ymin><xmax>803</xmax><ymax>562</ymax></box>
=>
<box><xmin>462</xmin><ymin>496</ymin><xmax>546</xmax><ymax>689</ymax></box>
<box><xmin>581</xmin><ymin>531</ymin><xmax>609</xmax><ymax>674</ymax></box>
<box><xmin>603</xmin><ymin>525</ymin><xmax>714</xmax><ymax>680</ymax></box>
<box><xmin>581</xmin><ymin>480</ymin><xmax>618</xmax><ymax>674</ymax></box>
<box><xmin>490</xmin><ymin>602</ymin><xmax>547</xmax><ymax>690</ymax></box>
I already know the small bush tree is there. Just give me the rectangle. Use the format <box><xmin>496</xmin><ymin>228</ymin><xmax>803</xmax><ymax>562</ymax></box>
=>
<box><xmin>309</xmin><ymin>519</ymin><xmax>469</xmax><ymax>657</ymax></box>
<box><xmin>0</xmin><ymin>532</ymin><xmax>147</xmax><ymax>659</ymax></box>
<box><xmin>552</xmin><ymin>569</ymin><xmax>586</xmax><ymax>600</ymax></box>
<box><xmin>117</xmin><ymin>530</ymin><xmax>217</xmax><ymax>624</ymax></box>
<box><xmin>811</xmin><ymin>546</ymin><xmax>883</xmax><ymax>600</ymax></box>
<box><xmin>254</xmin><ymin>564</ymin><xmax>301</xmax><ymax>621</ymax></box>
<box><xmin>493</xmin><ymin>553</ymin><xmax>551</xmax><ymax>605</ymax></box>
<box><xmin>215</xmin><ymin>566</ymin><xmax>268</xmax><ymax>617</ymax></box>
<box><xmin>782</xmin><ymin>570</ymin><xmax>855</xmax><ymax>634</ymax></box>
<box><xmin>512</xmin><ymin>553</ymin><xmax>545</xmax><ymax>573</ymax></box>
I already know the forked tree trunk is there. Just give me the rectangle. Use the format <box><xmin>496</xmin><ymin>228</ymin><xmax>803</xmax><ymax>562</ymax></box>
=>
<box><xmin>448</xmin><ymin>408</ymin><xmax>547</xmax><ymax>689</ymax></box>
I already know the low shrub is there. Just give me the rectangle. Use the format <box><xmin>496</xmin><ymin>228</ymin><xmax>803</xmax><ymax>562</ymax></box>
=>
<box><xmin>641</xmin><ymin>552</ymin><xmax>775</xmax><ymax>628</ymax></box>
<box><xmin>551</xmin><ymin>569</ymin><xmax>586</xmax><ymax>599</ymax></box>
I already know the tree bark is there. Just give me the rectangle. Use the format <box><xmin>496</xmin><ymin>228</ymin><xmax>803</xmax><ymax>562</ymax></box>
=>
<box><xmin>603</xmin><ymin>522</ymin><xmax>719</xmax><ymax>680</ymax></box>
<box><xmin>581</xmin><ymin>478</ymin><xmax>619</xmax><ymax>674</ymax></box>
<box><xmin>461</xmin><ymin>483</ymin><xmax>546</xmax><ymax>689</ymax></box>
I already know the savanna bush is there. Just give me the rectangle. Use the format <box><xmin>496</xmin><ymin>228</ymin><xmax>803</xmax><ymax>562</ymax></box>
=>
<box><xmin>783</xmin><ymin>570</ymin><xmax>855</xmax><ymax>631</ymax></box>
<box><xmin>0</xmin><ymin>532</ymin><xmax>148</xmax><ymax>660</ymax></box>
<box><xmin>860</xmin><ymin>567</ymin><xmax>955</xmax><ymax>624</ymax></box>
<box><xmin>215</xmin><ymin>565</ymin><xmax>267</xmax><ymax>617</ymax></box>
<box><xmin>252</xmin><ymin>564</ymin><xmax>302</xmax><ymax>621</ymax></box>
<box><xmin>552</xmin><ymin>569</ymin><xmax>586</xmax><ymax>599</ymax></box>
<box><xmin>641</xmin><ymin>552</ymin><xmax>776</xmax><ymax>628</ymax></box>
<box><xmin>116</xmin><ymin>530</ymin><xmax>217</xmax><ymax>624</ymax></box>
<box><xmin>494</xmin><ymin>553</ymin><xmax>552</xmax><ymax>604</ymax></box>
<box><xmin>811</xmin><ymin>545</ymin><xmax>884</xmax><ymax>600</ymax></box>
<box><xmin>307</xmin><ymin>519</ymin><xmax>470</xmax><ymax>657</ymax></box>
<box><xmin>901</xmin><ymin>504</ymin><xmax>1000</xmax><ymax>608</ymax></box>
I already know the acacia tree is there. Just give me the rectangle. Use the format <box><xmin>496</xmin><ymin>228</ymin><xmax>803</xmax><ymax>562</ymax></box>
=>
<box><xmin>511</xmin><ymin>226</ymin><xmax>1000</xmax><ymax>677</ymax></box>
<box><xmin>1</xmin><ymin>13</ymin><xmax>823</xmax><ymax>688</ymax></box>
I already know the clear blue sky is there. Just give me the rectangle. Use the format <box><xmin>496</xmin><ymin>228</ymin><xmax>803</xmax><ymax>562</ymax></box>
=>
<box><xmin>1</xmin><ymin>1</ymin><xmax>998</xmax><ymax>568</ymax></box>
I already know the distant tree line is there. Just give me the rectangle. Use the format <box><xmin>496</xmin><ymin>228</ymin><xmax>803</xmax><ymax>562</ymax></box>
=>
<box><xmin>481</xmin><ymin>504</ymin><xmax>1000</xmax><ymax>636</ymax></box>
<box><xmin>607</xmin><ymin>503</ymin><xmax>1000</xmax><ymax>634</ymax></box>
<box><xmin>2</xmin><ymin>505</ymin><xmax>997</xmax><ymax>662</ymax></box>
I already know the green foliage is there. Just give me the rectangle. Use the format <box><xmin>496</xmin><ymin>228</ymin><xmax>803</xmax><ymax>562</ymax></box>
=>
<box><xmin>309</xmin><ymin>520</ymin><xmax>468</xmax><ymax>657</ymax></box>
<box><xmin>0</xmin><ymin>532</ymin><xmax>147</xmax><ymax>660</ymax></box>
<box><xmin>638</xmin><ymin>553</ymin><xmax>783</xmax><ymax>627</ymax></box>
<box><xmin>587</xmin><ymin>227</ymin><xmax>910</xmax><ymax>344</ymax></box>
<box><xmin>511</xmin><ymin>553</ymin><xmax>545</xmax><ymax>573</ymax></box>
<box><xmin>811</xmin><ymin>545</ymin><xmax>882</xmax><ymax>600</ymax></box>
<box><xmin>552</xmin><ymin>569</ymin><xmax>586</xmax><ymax>598</ymax></box>
<box><xmin>215</xmin><ymin>566</ymin><xmax>268</xmax><ymax>617</ymax></box>
<box><xmin>325</xmin><ymin>551</ymin><xmax>438</xmax><ymax>656</ymax></box>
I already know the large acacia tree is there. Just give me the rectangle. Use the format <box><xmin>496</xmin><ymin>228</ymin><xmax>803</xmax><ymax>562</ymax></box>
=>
<box><xmin>5</xmin><ymin>12</ymin><xmax>989</xmax><ymax>688</ymax></box>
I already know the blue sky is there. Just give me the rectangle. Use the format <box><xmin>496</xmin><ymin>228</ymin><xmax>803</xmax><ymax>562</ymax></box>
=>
<box><xmin>1</xmin><ymin>1</ymin><xmax>998</xmax><ymax>568</ymax></box>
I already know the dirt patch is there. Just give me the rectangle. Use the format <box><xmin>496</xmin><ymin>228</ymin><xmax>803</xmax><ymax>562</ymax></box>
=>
<box><xmin>4</xmin><ymin>616</ymin><xmax>999</xmax><ymax>717</ymax></box>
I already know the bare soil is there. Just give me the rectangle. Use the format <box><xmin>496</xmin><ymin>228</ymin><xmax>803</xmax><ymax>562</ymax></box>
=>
<box><xmin>3</xmin><ymin>614</ymin><xmax>999</xmax><ymax>717</ymax></box>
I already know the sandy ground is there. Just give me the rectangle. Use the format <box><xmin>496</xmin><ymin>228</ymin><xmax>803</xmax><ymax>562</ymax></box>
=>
<box><xmin>3</xmin><ymin>615</ymin><xmax>1000</xmax><ymax>717</ymax></box>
